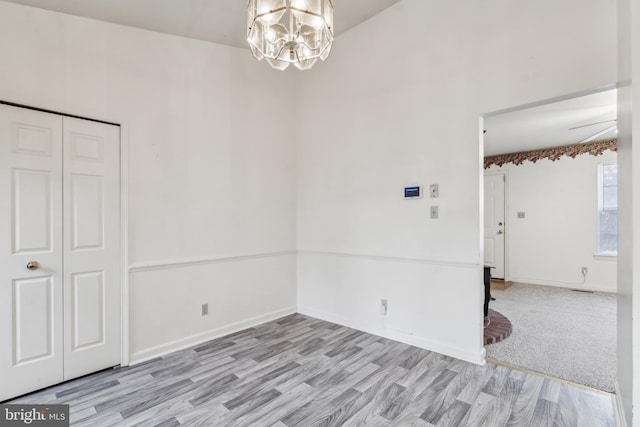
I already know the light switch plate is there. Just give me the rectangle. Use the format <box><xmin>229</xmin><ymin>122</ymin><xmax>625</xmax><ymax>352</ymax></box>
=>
<box><xmin>430</xmin><ymin>206</ymin><xmax>438</xmax><ymax>219</ymax></box>
<box><xmin>430</xmin><ymin>184</ymin><xmax>439</xmax><ymax>198</ymax></box>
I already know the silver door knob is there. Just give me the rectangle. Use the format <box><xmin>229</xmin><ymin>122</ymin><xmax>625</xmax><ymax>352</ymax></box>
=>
<box><xmin>497</xmin><ymin>230</ymin><xmax>503</xmax><ymax>235</ymax></box>
<box><xmin>26</xmin><ymin>261</ymin><xmax>39</xmax><ymax>270</ymax></box>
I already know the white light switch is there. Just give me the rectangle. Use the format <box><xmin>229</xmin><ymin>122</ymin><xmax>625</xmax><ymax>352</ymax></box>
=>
<box><xmin>430</xmin><ymin>206</ymin><xmax>438</xmax><ymax>219</ymax></box>
<box><xmin>430</xmin><ymin>184</ymin><xmax>439</xmax><ymax>198</ymax></box>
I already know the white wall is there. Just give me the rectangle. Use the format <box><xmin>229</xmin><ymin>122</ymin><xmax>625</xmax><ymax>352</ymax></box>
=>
<box><xmin>296</xmin><ymin>0</ymin><xmax>617</xmax><ymax>364</ymax></box>
<box><xmin>487</xmin><ymin>151</ymin><xmax>617</xmax><ymax>293</ymax></box>
<box><xmin>0</xmin><ymin>1</ymin><xmax>297</xmax><ymax>362</ymax></box>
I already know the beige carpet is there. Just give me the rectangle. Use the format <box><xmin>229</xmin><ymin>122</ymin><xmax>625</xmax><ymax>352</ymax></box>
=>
<box><xmin>485</xmin><ymin>282</ymin><xmax>616</xmax><ymax>392</ymax></box>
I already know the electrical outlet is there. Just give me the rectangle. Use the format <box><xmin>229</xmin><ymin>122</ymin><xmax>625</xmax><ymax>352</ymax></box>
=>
<box><xmin>202</xmin><ymin>303</ymin><xmax>208</xmax><ymax>316</ymax></box>
<box><xmin>430</xmin><ymin>206</ymin><xmax>438</xmax><ymax>219</ymax></box>
<box><xmin>380</xmin><ymin>299</ymin><xmax>388</xmax><ymax>316</ymax></box>
<box><xmin>581</xmin><ymin>267</ymin><xmax>588</xmax><ymax>276</ymax></box>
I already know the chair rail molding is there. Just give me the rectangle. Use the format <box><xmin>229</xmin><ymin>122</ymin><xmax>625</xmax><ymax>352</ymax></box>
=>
<box><xmin>129</xmin><ymin>250</ymin><xmax>297</xmax><ymax>273</ymax></box>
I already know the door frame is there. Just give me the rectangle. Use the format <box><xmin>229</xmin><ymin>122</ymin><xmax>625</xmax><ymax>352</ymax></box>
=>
<box><xmin>1</xmin><ymin>99</ymin><xmax>131</xmax><ymax>367</ymax></box>
<box><xmin>483</xmin><ymin>170</ymin><xmax>509</xmax><ymax>282</ymax></box>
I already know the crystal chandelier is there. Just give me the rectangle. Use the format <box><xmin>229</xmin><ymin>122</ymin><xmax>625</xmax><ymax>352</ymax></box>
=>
<box><xmin>247</xmin><ymin>0</ymin><xmax>334</xmax><ymax>71</ymax></box>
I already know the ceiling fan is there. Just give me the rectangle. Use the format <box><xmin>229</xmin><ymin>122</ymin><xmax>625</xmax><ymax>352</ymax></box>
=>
<box><xmin>568</xmin><ymin>119</ymin><xmax>617</xmax><ymax>143</ymax></box>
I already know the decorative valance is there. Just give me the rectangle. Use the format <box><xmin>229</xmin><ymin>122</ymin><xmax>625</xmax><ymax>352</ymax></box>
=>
<box><xmin>484</xmin><ymin>138</ymin><xmax>617</xmax><ymax>169</ymax></box>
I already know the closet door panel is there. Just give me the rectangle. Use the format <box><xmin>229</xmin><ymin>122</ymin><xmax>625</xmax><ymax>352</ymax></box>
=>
<box><xmin>71</xmin><ymin>271</ymin><xmax>105</xmax><ymax>351</ymax></box>
<box><xmin>63</xmin><ymin>117</ymin><xmax>120</xmax><ymax>380</ymax></box>
<box><xmin>13</xmin><ymin>276</ymin><xmax>54</xmax><ymax>364</ymax></box>
<box><xmin>0</xmin><ymin>105</ymin><xmax>64</xmax><ymax>401</ymax></box>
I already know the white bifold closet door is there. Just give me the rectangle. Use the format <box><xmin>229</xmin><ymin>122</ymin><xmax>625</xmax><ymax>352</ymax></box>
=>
<box><xmin>0</xmin><ymin>104</ymin><xmax>120</xmax><ymax>401</ymax></box>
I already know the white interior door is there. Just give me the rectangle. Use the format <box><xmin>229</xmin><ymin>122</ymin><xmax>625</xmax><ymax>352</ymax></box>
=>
<box><xmin>484</xmin><ymin>172</ymin><xmax>506</xmax><ymax>279</ymax></box>
<box><xmin>0</xmin><ymin>105</ymin><xmax>121</xmax><ymax>401</ymax></box>
<box><xmin>63</xmin><ymin>117</ymin><xmax>120</xmax><ymax>380</ymax></box>
<box><xmin>0</xmin><ymin>105</ymin><xmax>64</xmax><ymax>400</ymax></box>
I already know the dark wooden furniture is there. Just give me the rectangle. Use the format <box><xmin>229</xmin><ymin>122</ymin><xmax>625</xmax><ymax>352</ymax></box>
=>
<box><xmin>484</xmin><ymin>266</ymin><xmax>491</xmax><ymax>317</ymax></box>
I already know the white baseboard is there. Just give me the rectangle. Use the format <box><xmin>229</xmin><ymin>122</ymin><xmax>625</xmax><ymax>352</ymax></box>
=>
<box><xmin>507</xmin><ymin>277</ymin><xmax>616</xmax><ymax>293</ymax></box>
<box><xmin>130</xmin><ymin>306</ymin><xmax>297</xmax><ymax>364</ymax></box>
<box><xmin>298</xmin><ymin>306</ymin><xmax>485</xmax><ymax>366</ymax></box>
<box><xmin>614</xmin><ymin>381</ymin><xmax>629</xmax><ymax>427</ymax></box>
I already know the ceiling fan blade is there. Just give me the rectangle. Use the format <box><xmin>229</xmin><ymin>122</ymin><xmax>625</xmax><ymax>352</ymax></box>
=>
<box><xmin>568</xmin><ymin>119</ymin><xmax>617</xmax><ymax>131</ymax></box>
<box><xmin>579</xmin><ymin>124</ymin><xmax>618</xmax><ymax>143</ymax></box>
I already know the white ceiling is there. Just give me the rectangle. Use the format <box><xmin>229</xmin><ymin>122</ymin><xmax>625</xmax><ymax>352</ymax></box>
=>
<box><xmin>484</xmin><ymin>89</ymin><xmax>617</xmax><ymax>156</ymax></box>
<box><xmin>1</xmin><ymin>0</ymin><xmax>401</xmax><ymax>49</ymax></box>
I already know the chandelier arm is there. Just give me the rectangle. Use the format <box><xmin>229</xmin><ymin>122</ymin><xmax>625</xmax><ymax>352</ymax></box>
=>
<box><xmin>273</xmin><ymin>44</ymin><xmax>288</xmax><ymax>61</ymax></box>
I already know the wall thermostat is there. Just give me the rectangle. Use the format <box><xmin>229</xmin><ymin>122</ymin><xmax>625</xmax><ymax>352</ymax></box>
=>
<box><xmin>404</xmin><ymin>186</ymin><xmax>422</xmax><ymax>199</ymax></box>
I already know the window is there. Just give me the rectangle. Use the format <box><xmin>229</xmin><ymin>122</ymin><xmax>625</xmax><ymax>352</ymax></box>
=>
<box><xmin>597</xmin><ymin>162</ymin><xmax>617</xmax><ymax>255</ymax></box>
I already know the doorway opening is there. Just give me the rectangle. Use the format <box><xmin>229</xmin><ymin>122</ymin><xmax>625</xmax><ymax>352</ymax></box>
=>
<box><xmin>480</xmin><ymin>88</ymin><xmax>618</xmax><ymax>393</ymax></box>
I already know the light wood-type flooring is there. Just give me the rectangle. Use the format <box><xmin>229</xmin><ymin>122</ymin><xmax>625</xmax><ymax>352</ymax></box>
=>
<box><xmin>9</xmin><ymin>314</ymin><xmax>615</xmax><ymax>426</ymax></box>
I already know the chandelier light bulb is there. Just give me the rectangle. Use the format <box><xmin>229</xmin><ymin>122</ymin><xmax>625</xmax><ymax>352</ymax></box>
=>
<box><xmin>247</xmin><ymin>0</ymin><xmax>334</xmax><ymax>71</ymax></box>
